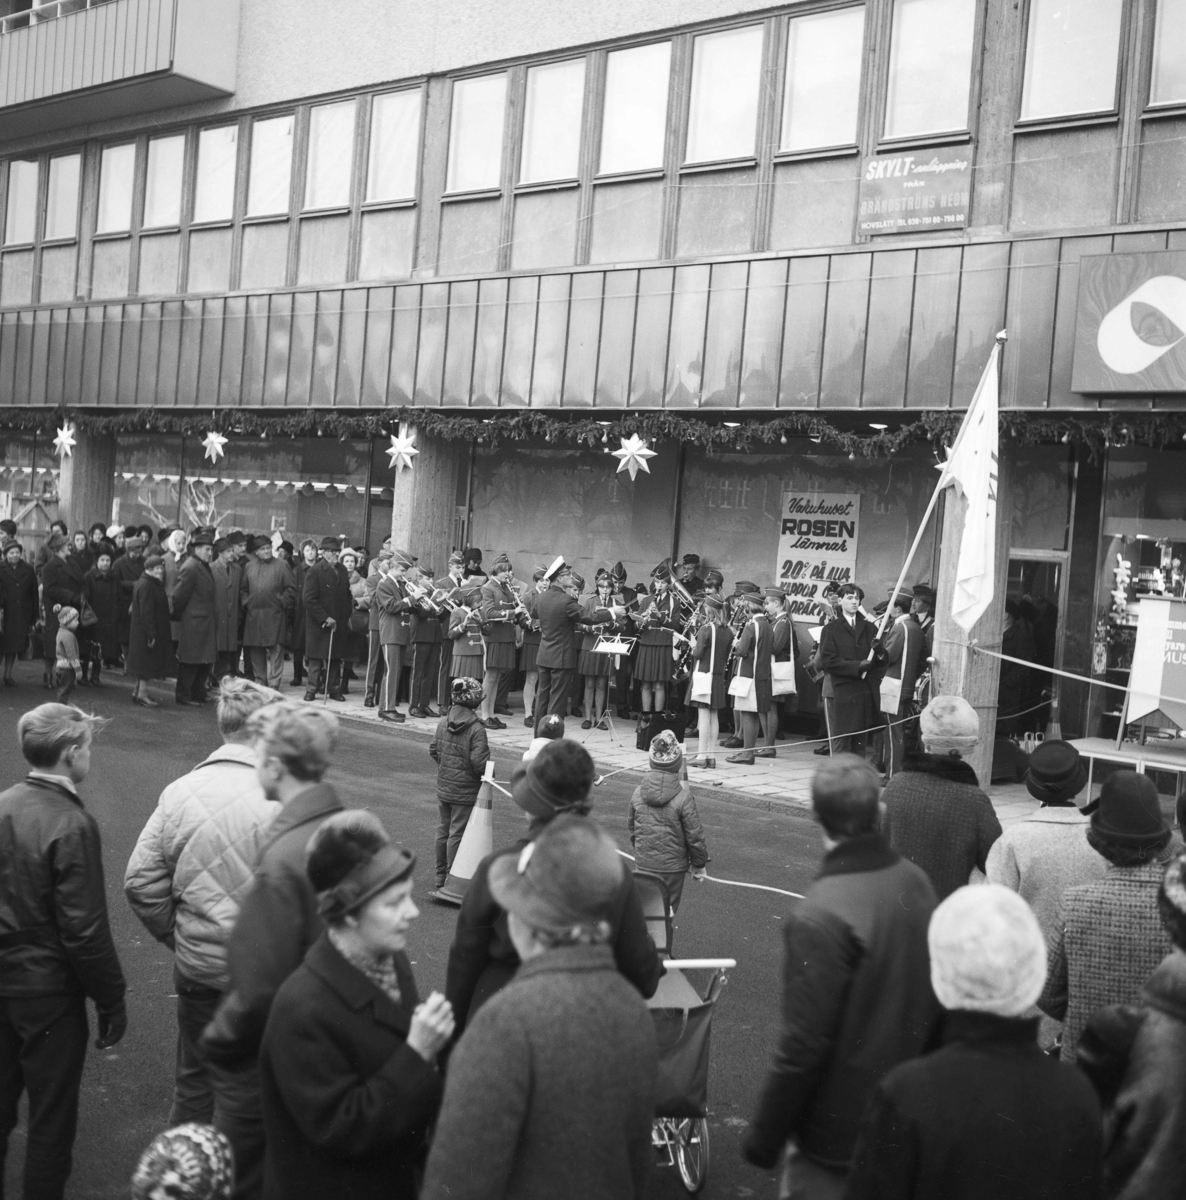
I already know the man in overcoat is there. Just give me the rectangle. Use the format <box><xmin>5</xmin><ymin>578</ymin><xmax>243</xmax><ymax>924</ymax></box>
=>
<box><xmin>241</xmin><ymin>535</ymin><xmax>297</xmax><ymax>691</ymax></box>
<box><xmin>818</xmin><ymin>583</ymin><xmax>876</xmax><ymax>757</ymax></box>
<box><xmin>302</xmin><ymin>538</ymin><xmax>352</xmax><ymax>703</ymax></box>
<box><xmin>171</xmin><ymin>530</ymin><xmax>218</xmax><ymax>705</ymax></box>
<box><xmin>211</xmin><ymin>538</ymin><xmax>242</xmax><ymax>682</ymax></box>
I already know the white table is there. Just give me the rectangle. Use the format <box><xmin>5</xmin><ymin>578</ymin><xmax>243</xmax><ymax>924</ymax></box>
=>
<box><xmin>1070</xmin><ymin>736</ymin><xmax>1186</xmax><ymax>797</ymax></box>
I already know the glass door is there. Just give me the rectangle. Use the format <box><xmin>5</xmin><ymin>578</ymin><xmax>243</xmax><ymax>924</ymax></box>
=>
<box><xmin>999</xmin><ymin>555</ymin><xmax>1065</xmax><ymax>735</ymax></box>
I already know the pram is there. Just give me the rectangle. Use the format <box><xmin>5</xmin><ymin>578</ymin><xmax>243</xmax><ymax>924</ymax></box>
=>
<box><xmin>635</xmin><ymin>870</ymin><xmax>735</xmax><ymax>1195</ymax></box>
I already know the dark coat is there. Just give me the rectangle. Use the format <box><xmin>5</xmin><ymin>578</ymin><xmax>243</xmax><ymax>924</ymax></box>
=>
<box><xmin>881</xmin><ymin>754</ymin><xmax>1003</xmax><ymax>901</ymax></box>
<box><xmin>113</xmin><ymin>553</ymin><xmax>145</xmax><ymax>645</ymax></box>
<box><xmin>288</xmin><ymin>559</ymin><xmax>311</xmax><ymax>651</ymax></box>
<box><xmin>423</xmin><ymin>944</ymin><xmax>656</xmax><ymax>1200</ymax></box>
<box><xmin>536</xmin><ymin>585</ymin><xmax>610</xmax><ymax>670</ymax></box>
<box><xmin>847</xmin><ymin>1012</ymin><xmax>1102</xmax><ymax>1200</ymax></box>
<box><xmin>0</xmin><ymin>776</ymin><xmax>126</xmax><ymax>1009</ymax></box>
<box><xmin>744</xmin><ymin>835</ymin><xmax>941</xmax><ymax>1171</ymax></box>
<box><xmin>0</xmin><ymin>558</ymin><xmax>38</xmax><ymax>655</ymax></box>
<box><xmin>171</xmin><ymin>556</ymin><xmax>217</xmax><ymax>664</ymax></box>
<box><xmin>303</xmin><ymin>559</ymin><xmax>352</xmax><ymax>660</ymax></box>
<box><xmin>242</xmin><ymin>557</ymin><xmax>297</xmax><ymax>647</ymax></box>
<box><xmin>628</xmin><ymin>772</ymin><xmax>708</xmax><ymax>874</ymax></box>
<box><xmin>260</xmin><ymin>934</ymin><xmax>442</xmax><ymax>1200</ymax></box>
<box><xmin>211</xmin><ymin>559</ymin><xmax>242</xmax><ymax>654</ymax></box>
<box><xmin>732</xmin><ymin>612</ymin><xmax>773</xmax><ymax>712</ymax></box>
<box><xmin>41</xmin><ymin>553</ymin><xmax>85</xmax><ymax>651</ymax></box>
<box><xmin>203</xmin><ymin>784</ymin><xmax>345</xmax><ymax>1066</ymax></box>
<box><xmin>127</xmin><ymin>573</ymin><xmax>176</xmax><ymax>679</ymax></box>
<box><xmin>82</xmin><ymin>566</ymin><xmax>122</xmax><ymax>659</ymax></box>
<box><xmin>429</xmin><ymin>706</ymin><xmax>490</xmax><ymax>806</ymax></box>
<box><xmin>818</xmin><ymin>612</ymin><xmax>875</xmax><ymax>733</ymax></box>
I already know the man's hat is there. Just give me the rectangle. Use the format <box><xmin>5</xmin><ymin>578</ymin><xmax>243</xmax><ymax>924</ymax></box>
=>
<box><xmin>214</xmin><ymin>537</ymin><xmax>231</xmax><ymax>555</ymax></box>
<box><xmin>246</xmin><ymin>534</ymin><xmax>270</xmax><ymax>553</ymax></box>
<box><xmin>1025</xmin><ymin>740</ymin><xmax>1088</xmax><ymax>806</ymax></box>
<box><xmin>227</xmin><ymin>530</ymin><xmax>247</xmax><ymax>547</ymax></box>
<box><xmin>463</xmin><ymin>547</ymin><xmax>482</xmax><ymax>562</ymax></box>
<box><xmin>543</xmin><ymin>556</ymin><xmax>567</xmax><ymax>582</ymax></box>
<box><xmin>319</xmin><ymin>536</ymin><xmax>340</xmax><ymax>552</ymax></box>
<box><xmin>190</xmin><ymin>528</ymin><xmax>215</xmax><ymax>547</ymax></box>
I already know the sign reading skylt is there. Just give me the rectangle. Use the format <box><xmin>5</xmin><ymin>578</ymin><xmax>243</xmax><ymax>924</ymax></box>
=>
<box><xmin>856</xmin><ymin>149</ymin><xmax>971</xmax><ymax>235</ymax></box>
<box><xmin>776</xmin><ymin>492</ymin><xmax>860</xmax><ymax>618</ymax></box>
<box><xmin>1072</xmin><ymin>250</ymin><xmax>1186</xmax><ymax>393</ymax></box>
<box><xmin>1127</xmin><ymin>596</ymin><xmax>1186</xmax><ymax>730</ymax></box>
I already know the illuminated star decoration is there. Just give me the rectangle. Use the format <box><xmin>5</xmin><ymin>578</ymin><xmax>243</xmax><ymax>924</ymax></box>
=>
<box><xmin>201</xmin><ymin>430</ymin><xmax>228</xmax><ymax>464</ymax></box>
<box><xmin>610</xmin><ymin>434</ymin><xmax>657</xmax><ymax>481</ymax></box>
<box><xmin>53</xmin><ymin>423</ymin><xmax>77</xmax><ymax>459</ymax></box>
<box><xmin>386</xmin><ymin>425</ymin><xmax>420</xmax><ymax>471</ymax></box>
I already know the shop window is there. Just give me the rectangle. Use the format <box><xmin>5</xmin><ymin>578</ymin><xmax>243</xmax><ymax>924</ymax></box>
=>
<box><xmin>1020</xmin><ymin>0</ymin><xmax>1123</xmax><ymax>120</ymax></box>
<box><xmin>685</xmin><ymin>25</ymin><xmax>764</xmax><ymax>164</ymax></box>
<box><xmin>3</xmin><ymin>160</ymin><xmax>38</xmax><ymax>245</ymax></box>
<box><xmin>520</xmin><ymin>59</ymin><xmax>586</xmax><ymax>184</ymax></box>
<box><xmin>446</xmin><ymin>73</ymin><xmax>507</xmax><ymax>193</ymax></box>
<box><xmin>96</xmin><ymin>143</ymin><xmax>135</xmax><ymax>234</ymax></box>
<box><xmin>193</xmin><ymin>126</ymin><xmax>238</xmax><ymax>224</ymax></box>
<box><xmin>366</xmin><ymin>90</ymin><xmax>422</xmax><ymax>202</ymax></box>
<box><xmin>884</xmin><ymin>0</ymin><xmax>976</xmax><ymax>138</ymax></box>
<box><xmin>1150</xmin><ymin>0</ymin><xmax>1186</xmax><ymax>106</ymax></box>
<box><xmin>599</xmin><ymin>41</ymin><xmax>671</xmax><ymax>174</ymax></box>
<box><xmin>247</xmin><ymin>115</ymin><xmax>294</xmax><ymax>218</ymax></box>
<box><xmin>781</xmin><ymin>7</ymin><xmax>865</xmax><ymax>152</ymax></box>
<box><xmin>144</xmin><ymin>135</ymin><xmax>185</xmax><ymax>229</ymax></box>
<box><xmin>43</xmin><ymin>153</ymin><xmax>80</xmax><ymax>241</ymax></box>
<box><xmin>305</xmin><ymin>102</ymin><xmax>355</xmax><ymax>210</ymax></box>
<box><xmin>1010</xmin><ymin>445</ymin><xmax>1072</xmax><ymax>551</ymax></box>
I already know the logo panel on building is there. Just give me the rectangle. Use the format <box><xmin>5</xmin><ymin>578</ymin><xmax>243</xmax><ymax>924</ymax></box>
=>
<box><xmin>856</xmin><ymin>149</ymin><xmax>971</xmax><ymax>235</ymax></box>
<box><xmin>1073</xmin><ymin>251</ymin><xmax>1186</xmax><ymax>393</ymax></box>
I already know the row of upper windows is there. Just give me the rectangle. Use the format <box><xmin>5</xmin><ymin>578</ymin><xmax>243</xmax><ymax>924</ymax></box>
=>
<box><xmin>3</xmin><ymin>0</ymin><xmax>1185</xmax><ymax>248</ymax></box>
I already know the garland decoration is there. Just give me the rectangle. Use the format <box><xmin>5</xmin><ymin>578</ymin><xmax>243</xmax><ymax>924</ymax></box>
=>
<box><xmin>0</xmin><ymin>406</ymin><xmax>1183</xmax><ymax>461</ymax></box>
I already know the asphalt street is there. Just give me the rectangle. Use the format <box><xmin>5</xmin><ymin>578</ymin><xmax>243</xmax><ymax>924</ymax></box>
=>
<box><xmin>0</xmin><ymin>665</ymin><xmax>824</xmax><ymax>1200</ymax></box>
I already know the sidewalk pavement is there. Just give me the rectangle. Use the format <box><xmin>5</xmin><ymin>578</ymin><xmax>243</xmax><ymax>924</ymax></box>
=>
<box><xmin>329</xmin><ymin>688</ymin><xmax>1041</xmax><ymax>829</ymax></box>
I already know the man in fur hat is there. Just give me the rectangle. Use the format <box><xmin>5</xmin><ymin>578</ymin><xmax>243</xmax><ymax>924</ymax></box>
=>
<box><xmin>241</xmin><ymin>534</ymin><xmax>297</xmax><ymax>691</ymax></box>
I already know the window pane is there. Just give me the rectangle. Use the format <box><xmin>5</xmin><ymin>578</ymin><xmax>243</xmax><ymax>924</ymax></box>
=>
<box><xmin>685</xmin><ymin>26</ymin><xmax>764</xmax><ymax>164</ymax></box>
<box><xmin>1021</xmin><ymin>0</ymin><xmax>1123</xmax><ymax>120</ymax></box>
<box><xmin>305</xmin><ymin>101</ymin><xmax>355</xmax><ymax>210</ymax></box>
<box><xmin>4</xmin><ymin>160</ymin><xmax>38</xmax><ymax>245</ymax></box>
<box><xmin>447</xmin><ymin>73</ymin><xmax>507</xmax><ymax>192</ymax></box>
<box><xmin>520</xmin><ymin>59</ymin><xmax>586</xmax><ymax>183</ymax></box>
<box><xmin>44</xmin><ymin>154</ymin><xmax>80</xmax><ymax>241</ymax></box>
<box><xmin>600</xmin><ymin>42</ymin><xmax>671</xmax><ymax>174</ymax></box>
<box><xmin>884</xmin><ymin>0</ymin><xmax>976</xmax><ymax>137</ymax></box>
<box><xmin>247</xmin><ymin>115</ymin><xmax>293</xmax><ymax>217</ymax></box>
<box><xmin>782</xmin><ymin>8</ymin><xmax>865</xmax><ymax>152</ymax></box>
<box><xmin>367</xmin><ymin>90</ymin><xmax>421</xmax><ymax>202</ymax></box>
<box><xmin>144</xmin><ymin>135</ymin><xmax>185</xmax><ymax>228</ymax></box>
<box><xmin>1150</xmin><ymin>0</ymin><xmax>1186</xmax><ymax>105</ymax></box>
<box><xmin>194</xmin><ymin>125</ymin><xmax>238</xmax><ymax>223</ymax></box>
<box><xmin>96</xmin><ymin>143</ymin><xmax>135</xmax><ymax>234</ymax></box>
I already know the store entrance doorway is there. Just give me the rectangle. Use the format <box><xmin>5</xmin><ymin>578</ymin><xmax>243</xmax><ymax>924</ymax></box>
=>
<box><xmin>1000</xmin><ymin>554</ymin><xmax>1066</xmax><ymax>735</ymax></box>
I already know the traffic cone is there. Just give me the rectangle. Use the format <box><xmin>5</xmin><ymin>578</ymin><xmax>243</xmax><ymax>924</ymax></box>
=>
<box><xmin>435</xmin><ymin>762</ymin><xmax>496</xmax><ymax>906</ymax></box>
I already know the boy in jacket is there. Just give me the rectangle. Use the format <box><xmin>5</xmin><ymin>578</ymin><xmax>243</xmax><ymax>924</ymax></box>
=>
<box><xmin>429</xmin><ymin>677</ymin><xmax>491</xmax><ymax>891</ymax></box>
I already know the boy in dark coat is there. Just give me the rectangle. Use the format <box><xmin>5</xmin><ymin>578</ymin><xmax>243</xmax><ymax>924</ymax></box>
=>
<box><xmin>847</xmin><ymin>884</ymin><xmax>1102</xmax><ymax>1200</ymax></box>
<box><xmin>429</xmin><ymin>677</ymin><xmax>490</xmax><ymax>891</ymax></box>
<box><xmin>817</xmin><ymin>582</ymin><xmax>876</xmax><ymax>756</ymax></box>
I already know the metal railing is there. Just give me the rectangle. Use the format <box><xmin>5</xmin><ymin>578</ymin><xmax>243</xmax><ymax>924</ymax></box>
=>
<box><xmin>0</xmin><ymin>0</ymin><xmax>116</xmax><ymax>35</ymax></box>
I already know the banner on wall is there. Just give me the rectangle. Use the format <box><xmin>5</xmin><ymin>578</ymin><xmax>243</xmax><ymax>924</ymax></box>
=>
<box><xmin>1127</xmin><ymin>596</ymin><xmax>1186</xmax><ymax>730</ymax></box>
<box><xmin>775</xmin><ymin>491</ymin><xmax>861</xmax><ymax>618</ymax></box>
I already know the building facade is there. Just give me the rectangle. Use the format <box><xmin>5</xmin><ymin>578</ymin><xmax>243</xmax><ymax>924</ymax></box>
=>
<box><xmin>1</xmin><ymin>0</ymin><xmax>1185</xmax><ymax>750</ymax></box>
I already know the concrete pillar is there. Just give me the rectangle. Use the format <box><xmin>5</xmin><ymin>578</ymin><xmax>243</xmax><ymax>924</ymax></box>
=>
<box><xmin>57</xmin><ymin>430</ymin><xmax>116</xmax><ymax>536</ymax></box>
<box><xmin>931</xmin><ymin>444</ymin><xmax>1014</xmax><ymax>788</ymax></box>
<box><xmin>388</xmin><ymin>426</ymin><xmax>465</xmax><ymax>570</ymax></box>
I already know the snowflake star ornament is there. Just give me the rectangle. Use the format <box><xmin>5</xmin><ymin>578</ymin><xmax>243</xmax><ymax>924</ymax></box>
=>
<box><xmin>53</xmin><ymin>423</ymin><xmax>77</xmax><ymax>459</ymax></box>
<box><xmin>386</xmin><ymin>426</ymin><xmax>420</xmax><ymax>471</ymax></box>
<box><xmin>201</xmin><ymin>430</ymin><xmax>228</xmax><ymax>464</ymax></box>
<box><xmin>610</xmin><ymin>434</ymin><xmax>657</xmax><ymax>481</ymax></box>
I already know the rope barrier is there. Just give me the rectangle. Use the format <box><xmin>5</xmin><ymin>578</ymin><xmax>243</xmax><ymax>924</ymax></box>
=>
<box><xmin>616</xmin><ymin>848</ymin><xmax>803</xmax><ymax>900</ymax></box>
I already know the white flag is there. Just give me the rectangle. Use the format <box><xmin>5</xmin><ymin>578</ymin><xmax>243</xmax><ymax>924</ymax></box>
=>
<box><xmin>940</xmin><ymin>338</ymin><xmax>1002</xmax><ymax>632</ymax></box>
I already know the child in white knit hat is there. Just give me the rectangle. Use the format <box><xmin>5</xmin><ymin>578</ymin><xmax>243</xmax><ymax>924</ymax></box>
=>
<box><xmin>53</xmin><ymin>605</ymin><xmax>81</xmax><ymax>704</ymax></box>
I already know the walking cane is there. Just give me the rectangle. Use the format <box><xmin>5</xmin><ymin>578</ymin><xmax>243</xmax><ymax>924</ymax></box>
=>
<box><xmin>322</xmin><ymin>622</ymin><xmax>335</xmax><ymax>705</ymax></box>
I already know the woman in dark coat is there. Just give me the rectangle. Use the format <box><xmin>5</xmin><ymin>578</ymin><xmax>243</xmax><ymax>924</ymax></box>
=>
<box><xmin>82</xmin><ymin>544</ymin><xmax>122</xmax><ymax>684</ymax></box>
<box><xmin>0</xmin><ymin>539</ymin><xmax>38</xmax><ymax>683</ymax></box>
<box><xmin>114</xmin><ymin>536</ymin><xmax>146</xmax><ymax>658</ymax></box>
<box><xmin>41</xmin><ymin>531</ymin><xmax>85</xmax><ymax>689</ymax></box>
<box><xmin>128</xmin><ymin>554</ymin><xmax>175</xmax><ymax>706</ymax></box>
<box><xmin>260</xmin><ymin>811</ymin><xmax>450</xmax><ymax>1200</ymax></box>
<box><xmin>70</xmin><ymin>530</ymin><xmax>94</xmax><ymax>575</ymax></box>
<box><xmin>288</xmin><ymin>539</ymin><xmax>318</xmax><ymax>685</ymax></box>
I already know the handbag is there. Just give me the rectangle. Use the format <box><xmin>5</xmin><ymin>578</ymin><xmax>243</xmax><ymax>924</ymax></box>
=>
<box><xmin>78</xmin><ymin>599</ymin><xmax>98</xmax><ymax>628</ymax></box>
<box><xmin>690</xmin><ymin>626</ymin><xmax>716</xmax><ymax>705</ymax></box>
<box><xmin>880</xmin><ymin>675</ymin><xmax>903</xmax><ymax>715</ymax></box>
<box><xmin>347</xmin><ymin>608</ymin><xmax>369</xmax><ymax>634</ymax></box>
<box><xmin>771</xmin><ymin>658</ymin><xmax>797</xmax><ymax>697</ymax></box>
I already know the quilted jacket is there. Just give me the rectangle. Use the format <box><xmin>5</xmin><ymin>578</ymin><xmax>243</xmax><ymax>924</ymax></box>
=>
<box><xmin>429</xmin><ymin>706</ymin><xmax>490</xmax><ymax>806</ymax></box>
<box><xmin>627</xmin><ymin>772</ymin><xmax>708</xmax><ymax>874</ymax></box>
<box><xmin>124</xmin><ymin>743</ymin><xmax>280</xmax><ymax>990</ymax></box>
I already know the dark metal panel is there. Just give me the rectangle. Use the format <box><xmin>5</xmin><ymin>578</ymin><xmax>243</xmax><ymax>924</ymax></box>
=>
<box><xmin>594</xmin><ymin>269</ymin><xmax>637</xmax><ymax>408</ymax></box>
<box><xmin>739</xmin><ymin>258</ymin><xmax>787</xmax><ymax>408</ymax></box>
<box><xmin>46</xmin><ymin>309</ymin><xmax>69</xmax><ymax>408</ymax></box>
<box><xmin>414</xmin><ymin>282</ymin><xmax>448</xmax><ymax>407</ymax></box>
<box><xmin>219</xmin><ymin>295</ymin><xmax>247</xmax><ymax>407</ymax></box>
<box><xmin>443</xmin><ymin>280</ymin><xmax>479</xmax><ymax>405</ymax></box>
<box><xmin>531</xmin><ymin>273</ymin><xmax>570</xmax><ymax>408</ymax></box>
<box><xmin>29</xmin><ymin>309</ymin><xmax>51</xmax><ymax>408</ymax></box>
<box><xmin>12</xmin><ymin>312</ymin><xmax>33</xmax><ymax>408</ymax></box>
<box><xmin>80</xmin><ymin>305</ymin><xmax>103</xmax><ymax>407</ymax></box>
<box><xmin>176</xmin><ymin>299</ymin><xmax>203</xmax><ymax>408</ymax></box>
<box><xmin>779</xmin><ymin>256</ymin><xmax>828</xmax><ymax>407</ymax></box>
<box><xmin>136</xmin><ymin>302</ymin><xmax>162</xmax><ymax>408</ymax></box>
<box><xmin>240</xmin><ymin>294</ymin><xmax>270</xmax><ymax>408</ymax></box>
<box><xmin>666</xmin><ymin>264</ymin><xmax>710</xmax><ymax>408</ymax></box>
<box><xmin>389</xmin><ymin>285</ymin><xmax>420</xmax><ymax>405</ymax></box>
<box><xmin>952</xmin><ymin>242</ymin><xmax>1009</xmax><ymax>408</ymax></box>
<box><xmin>562</xmin><ymin>272</ymin><xmax>603</xmax><ymax>407</ymax></box>
<box><xmin>701</xmin><ymin>260</ymin><xmax>748</xmax><ymax>408</ymax></box>
<box><xmin>630</xmin><ymin>267</ymin><xmax>672</xmax><ymax>407</ymax></box>
<box><xmin>905</xmin><ymin>246</ymin><xmax>961</xmax><ymax>409</ymax></box>
<box><xmin>1048</xmin><ymin>235</ymin><xmax>1112</xmax><ymax>410</ymax></box>
<box><xmin>471</xmin><ymin>277</ymin><xmax>508</xmax><ymax>406</ymax></box>
<box><xmin>1001</xmin><ymin>239</ymin><xmax>1059</xmax><ymax>411</ymax></box>
<box><xmin>501</xmin><ymin>275</ymin><xmax>538</xmax><ymax>407</ymax></box>
<box><xmin>819</xmin><ymin>252</ymin><xmax>871</xmax><ymax>409</ymax></box>
<box><xmin>64</xmin><ymin>307</ymin><xmax>87</xmax><ymax>407</ymax></box>
<box><xmin>336</xmin><ymin>289</ymin><xmax>367</xmax><ymax>408</ymax></box>
<box><xmin>361</xmin><ymin>287</ymin><xmax>394</xmax><ymax>408</ymax></box>
<box><xmin>309</xmin><ymin>291</ymin><xmax>342</xmax><ymax>409</ymax></box>
<box><xmin>0</xmin><ymin>315</ymin><xmax>16</xmax><ymax>408</ymax></box>
<box><xmin>117</xmin><ymin>303</ymin><xmax>141</xmax><ymax>407</ymax></box>
<box><xmin>287</xmin><ymin>291</ymin><xmax>317</xmax><ymax>408</ymax></box>
<box><xmin>862</xmin><ymin>250</ymin><xmax>915</xmax><ymax>409</ymax></box>
<box><xmin>263</xmin><ymin>293</ymin><xmax>293</xmax><ymax>408</ymax></box>
<box><xmin>156</xmin><ymin>300</ymin><xmax>183</xmax><ymax>408</ymax></box>
<box><xmin>197</xmin><ymin>297</ymin><xmax>225</xmax><ymax>408</ymax></box>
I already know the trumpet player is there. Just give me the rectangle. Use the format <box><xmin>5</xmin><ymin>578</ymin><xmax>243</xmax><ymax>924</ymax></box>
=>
<box><xmin>375</xmin><ymin>548</ymin><xmax>416</xmax><ymax>722</ymax></box>
<box><xmin>478</xmin><ymin>553</ymin><xmax>527</xmax><ymax>730</ymax></box>
<box><xmin>632</xmin><ymin>560</ymin><xmax>680</xmax><ymax>731</ymax></box>
<box><xmin>408</xmin><ymin>564</ymin><xmax>444</xmax><ymax>719</ymax></box>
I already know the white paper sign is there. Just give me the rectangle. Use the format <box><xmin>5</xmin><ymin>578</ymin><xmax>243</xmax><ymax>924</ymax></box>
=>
<box><xmin>775</xmin><ymin>491</ymin><xmax>861</xmax><ymax>618</ymax></box>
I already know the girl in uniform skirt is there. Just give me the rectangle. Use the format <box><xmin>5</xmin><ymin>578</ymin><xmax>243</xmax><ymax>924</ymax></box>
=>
<box><xmin>631</xmin><ymin>562</ymin><xmax>679</xmax><ymax>727</ymax></box>
<box><xmin>577</xmin><ymin>569</ymin><xmax>617</xmax><ymax>730</ymax></box>
<box><xmin>448</xmin><ymin>583</ymin><xmax>486</xmax><ymax>680</ymax></box>
<box><xmin>688</xmin><ymin>596</ymin><xmax>734</xmax><ymax>769</ymax></box>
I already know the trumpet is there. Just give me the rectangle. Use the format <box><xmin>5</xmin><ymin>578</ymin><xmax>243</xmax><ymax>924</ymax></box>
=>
<box><xmin>405</xmin><ymin>580</ymin><xmax>443</xmax><ymax>615</ymax></box>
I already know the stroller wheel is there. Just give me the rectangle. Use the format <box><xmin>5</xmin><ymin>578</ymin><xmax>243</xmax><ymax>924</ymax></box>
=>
<box><xmin>674</xmin><ymin>1117</ymin><xmax>709</xmax><ymax>1193</ymax></box>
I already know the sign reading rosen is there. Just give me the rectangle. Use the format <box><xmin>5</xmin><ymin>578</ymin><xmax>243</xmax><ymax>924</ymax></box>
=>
<box><xmin>776</xmin><ymin>492</ymin><xmax>861</xmax><ymax>618</ymax></box>
<box><xmin>856</xmin><ymin>149</ymin><xmax>970</xmax><ymax>235</ymax></box>
<box><xmin>1072</xmin><ymin>250</ymin><xmax>1186</xmax><ymax>393</ymax></box>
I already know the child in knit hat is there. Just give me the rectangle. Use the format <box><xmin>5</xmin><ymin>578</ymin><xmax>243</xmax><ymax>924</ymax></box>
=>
<box><xmin>428</xmin><ymin>677</ymin><xmax>490</xmax><ymax>891</ymax></box>
<box><xmin>131</xmin><ymin>1123</ymin><xmax>234</xmax><ymax>1200</ymax></box>
<box><xmin>628</xmin><ymin>730</ymin><xmax>708</xmax><ymax>915</ymax></box>
<box><xmin>53</xmin><ymin>605</ymin><xmax>82</xmax><ymax>703</ymax></box>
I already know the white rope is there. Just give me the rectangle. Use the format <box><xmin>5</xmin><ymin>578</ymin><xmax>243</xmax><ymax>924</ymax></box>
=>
<box><xmin>616</xmin><ymin>848</ymin><xmax>802</xmax><ymax>900</ymax></box>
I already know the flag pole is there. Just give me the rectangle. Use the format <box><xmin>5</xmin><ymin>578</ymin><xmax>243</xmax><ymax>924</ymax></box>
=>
<box><xmin>875</xmin><ymin>330</ymin><xmax>1006</xmax><ymax>641</ymax></box>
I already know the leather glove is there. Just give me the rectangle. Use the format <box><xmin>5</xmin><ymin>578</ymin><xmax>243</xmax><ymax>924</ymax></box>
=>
<box><xmin>95</xmin><ymin>1000</ymin><xmax>128</xmax><ymax>1049</ymax></box>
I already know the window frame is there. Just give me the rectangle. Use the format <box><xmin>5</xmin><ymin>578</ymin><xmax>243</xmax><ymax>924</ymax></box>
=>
<box><xmin>1143</xmin><ymin>0</ymin><xmax>1186</xmax><ymax>113</ymax></box>
<box><xmin>444</xmin><ymin>71</ymin><xmax>511</xmax><ymax>198</ymax></box>
<box><xmin>142</xmin><ymin>133</ymin><xmax>188</xmax><ymax>233</ymax></box>
<box><xmin>244</xmin><ymin>111</ymin><xmax>297</xmax><ymax>222</ymax></box>
<box><xmin>94</xmin><ymin>141</ymin><xmax>138</xmax><ymax>238</ymax></box>
<box><xmin>595</xmin><ymin>38</ymin><xmax>674</xmax><ymax>180</ymax></box>
<box><xmin>681</xmin><ymin>22</ymin><xmax>768</xmax><ymax>169</ymax></box>
<box><xmin>191</xmin><ymin>123</ymin><xmax>241</xmax><ymax>228</ymax></box>
<box><xmin>517</xmin><ymin>56</ymin><xmax>588</xmax><ymax>188</ymax></box>
<box><xmin>361</xmin><ymin>86</ymin><xmax>425</xmax><ymax>210</ymax></box>
<box><xmin>303</xmin><ymin>99</ymin><xmax>359</xmax><ymax>214</ymax></box>
<box><xmin>42</xmin><ymin>151</ymin><xmax>83</xmax><ymax>245</ymax></box>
